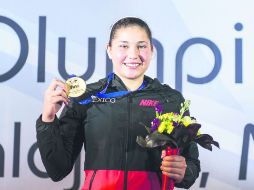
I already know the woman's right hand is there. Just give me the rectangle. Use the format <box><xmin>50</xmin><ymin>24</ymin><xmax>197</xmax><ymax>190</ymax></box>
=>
<box><xmin>42</xmin><ymin>79</ymin><xmax>70</xmax><ymax>122</ymax></box>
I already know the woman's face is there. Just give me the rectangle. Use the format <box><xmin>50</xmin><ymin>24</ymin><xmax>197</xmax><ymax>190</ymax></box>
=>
<box><xmin>107</xmin><ymin>26</ymin><xmax>153</xmax><ymax>81</ymax></box>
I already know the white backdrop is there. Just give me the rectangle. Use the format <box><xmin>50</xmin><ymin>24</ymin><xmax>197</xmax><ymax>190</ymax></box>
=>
<box><xmin>1</xmin><ymin>0</ymin><xmax>254</xmax><ymax>189</ymax></box>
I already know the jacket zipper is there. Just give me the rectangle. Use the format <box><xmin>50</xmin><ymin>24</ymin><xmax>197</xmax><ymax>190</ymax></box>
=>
<box><xmin>124</xmin><ymin>96</ymin><xmax>132</xmax><ymax>190</ymax></box>
<box><xmin>89</xmin><ymin>170</ymin><xmax>97</xmax><ymax>190</ymax></box>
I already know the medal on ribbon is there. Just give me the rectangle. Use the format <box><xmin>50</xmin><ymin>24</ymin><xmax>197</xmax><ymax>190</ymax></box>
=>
<box><xmin>65</xmin><ymin>76</ymin><xmax>86</xmax><ymax>98</ymax></box>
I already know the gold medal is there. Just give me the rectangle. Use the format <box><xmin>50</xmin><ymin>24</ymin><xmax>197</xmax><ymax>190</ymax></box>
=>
<box><xmin>66</xmin><ymin>76</ymin><xmax>86</xmax><ymax>98</ymax></box>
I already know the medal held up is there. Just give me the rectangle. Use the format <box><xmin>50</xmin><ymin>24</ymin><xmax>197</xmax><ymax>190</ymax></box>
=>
<box><xmin>65</xmin><ymin>76</ymin><xmax>86</xmax><ymax>98</ymax></box>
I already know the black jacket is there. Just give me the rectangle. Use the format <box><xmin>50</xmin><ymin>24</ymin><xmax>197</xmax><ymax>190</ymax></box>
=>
<box><xmin>36</xmin><ymin>74</ymin><xmax>200</xmax><ymax>190</ymax></box>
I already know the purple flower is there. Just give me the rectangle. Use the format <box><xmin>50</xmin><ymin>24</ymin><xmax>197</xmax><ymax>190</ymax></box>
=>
<box><xmin>172</xmin><ymin>121</ymin><xmax>178</xmax><ymax>127</ymax></box>
<box><xmin>151</xmin><ymin>118</ymin><xmax>160</xmax><ymax>132</ymax></box>
<box><xmin>155</xmin><ymin>103</ymin><xmax>163</xmax><ymax>114</ymax></box>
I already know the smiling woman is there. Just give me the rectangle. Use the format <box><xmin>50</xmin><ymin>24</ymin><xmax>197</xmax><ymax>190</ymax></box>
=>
<box><xmin>36</xmin><ymin>17</ymin><xmax>200</xmax><ymax>190</ymax></box>
<box><xmin>107</xmin><ymin>19</ymin><xmax>153</xmax><ymax>91</ymax></box>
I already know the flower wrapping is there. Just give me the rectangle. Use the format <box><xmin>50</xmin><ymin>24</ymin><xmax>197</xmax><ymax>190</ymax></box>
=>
<box><xmin>162</xmin><ymin>146</ymin><xmax>179</xmax><ymax>190</ymax></box>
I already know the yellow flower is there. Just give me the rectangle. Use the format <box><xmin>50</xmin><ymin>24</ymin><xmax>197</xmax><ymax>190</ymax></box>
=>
<box><xmin>166</xmin><ymin>123</ymin><xmax>174</xmax><ymax>134</ymax></box>
<box><xmin>158</xmin><ymin>122</ymin><xmax>166</xmax><ymax>133</ymax></box>
<box><xmin>159</xmin><ymin>113</ymin><xmax>175</xmax><ymax>121</ymax></box>
<box><xmin>182</xmin><ymin>116</ymin><xmax>192</xmax><ymax>127</ymax></box>
<box><xmin>197</xmin><ymin>129</ymin><xmax>201</xmax><ymax>136</ymax></box>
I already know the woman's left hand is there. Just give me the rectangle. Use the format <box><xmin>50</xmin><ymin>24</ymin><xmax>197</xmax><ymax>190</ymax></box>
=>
<box><xmin>160</xmin><ymin>150</ymin><xmax>187</xmax><ymax>183</ymax></box>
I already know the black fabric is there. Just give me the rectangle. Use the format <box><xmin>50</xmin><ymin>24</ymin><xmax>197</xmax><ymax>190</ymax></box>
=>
<box><xmin>36</xmin><ymin>73</ymin><xmax>200</xmax><ymax>188</ymax></box>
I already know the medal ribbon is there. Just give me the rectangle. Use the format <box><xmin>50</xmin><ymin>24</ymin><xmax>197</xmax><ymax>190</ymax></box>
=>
<box><xmin>77</xmin><ymin>73</ymin><xmax>146</xmax><ymax>105</ymax></box>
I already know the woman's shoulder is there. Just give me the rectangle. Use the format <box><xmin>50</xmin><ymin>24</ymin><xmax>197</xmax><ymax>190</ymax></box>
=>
<box><xmin>147</xmin><ymin>76</ymin><xmax>183</xmax><ymax>96</ymax></box>
<box><xmin>146</xmin><ymin>77</ymin><xmax>185</xmax><ymax>103</ymax></box>
<box><xmin>86</xmin><ymin>77</ymin><xmax>107</xmax><ymax>93</ymax></box>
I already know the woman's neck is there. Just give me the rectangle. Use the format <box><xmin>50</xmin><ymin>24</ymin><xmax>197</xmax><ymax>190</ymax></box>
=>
<box><xmin>120</xmin><ymin>76</ymin><xmax>144</xmax><ymax>91</ymax></box>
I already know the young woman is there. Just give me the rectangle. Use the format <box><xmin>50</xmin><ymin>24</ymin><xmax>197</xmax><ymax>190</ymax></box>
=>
<box><xmin>36</xmin><ymin>17</ymin><xmax>200</xmax><ymax>190</ymax></box>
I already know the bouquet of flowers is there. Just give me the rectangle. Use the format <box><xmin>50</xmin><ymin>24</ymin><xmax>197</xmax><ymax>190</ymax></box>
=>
<box><xmin>136</xmin><ymin>100</ymin><xmax>219</xmax><ymax>190</ymax></box>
